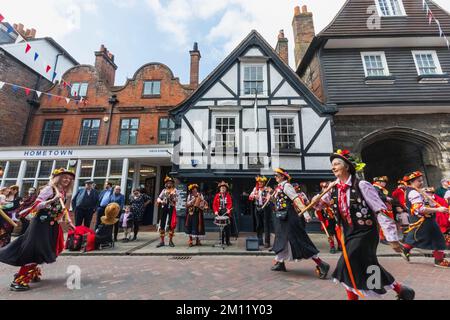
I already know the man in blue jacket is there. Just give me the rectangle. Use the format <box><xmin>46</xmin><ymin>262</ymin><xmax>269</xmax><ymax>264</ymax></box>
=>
<box><xmin>110</xmin><ymin>185</ymin><xmax>125</xmax><ymax>241</ymax></box>
<box><xmin>95</xmin><ymin>182</ymin><xmax>114</xmax><ymax>229</ymax></box>
<box><xmin>72</xmin><ymin>180</ymin><xmax>99</xmax><ymax>228</ymax></box>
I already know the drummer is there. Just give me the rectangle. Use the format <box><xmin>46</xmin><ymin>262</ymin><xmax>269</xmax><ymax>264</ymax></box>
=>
<box><xmin>212</xmin><ymin>181</ymin><xmax>233</xmax><ymax>246</ymax></box>
<box><xmin>185</xmin><ymin>184</ymin><xmax>207</xmax><ymax>247</ymax></box>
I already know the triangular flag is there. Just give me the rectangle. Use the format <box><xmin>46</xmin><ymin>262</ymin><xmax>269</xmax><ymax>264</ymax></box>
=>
<box><xmin>6</xmin><ymin>24</ymin><xmax>14</xmax><ymax>33</ymax></box>
<box><xmin>52</xmin><ymin>71</ymin><xmax>57</xmax><ymax>82</ymax></box>
<box><xmin>34</xmin><ymin>52</ymin><xmax>39</xmax><ymax>61</ymax></box>
<box><xmin>75</xmin><ymin>99</ymin><xmax>79</xmax><ymax>105</ymax></box>
<box><xmin>25</xmin><ymin>43</ymin><xmax>31</xmax><ymax>54</ymax></box>
<box><xmin>0</xmin><ymin>14</ymin><xmax>4</xmax><ymax>23</ymax></box>
<box><xmin>56</xmin><ymin>96</ymin><xmax>61</xmax><ymax>102</ymax></box>
<box><xmin>46</xmin><ymin>65</ymin><xmax>51</xmax><ymax>73</ymax></box>
<box><xmin>73</xmin><ymin>91</ymin><xmax>77</xmax><ymax>97</ymax></box>
<box><xmin>24</xmin><ymin>88</ymin><xmax>31</xmax><ymax>96</ymax></box>
<box><xmin>47</xmin><ymin>93</ymin><xmax>52</xmax><ymax>100</ymax></box>
<box><xmin>0</xmin><ymin>81</ymin><xmax>4</xmax><ymax>90</ymax></box>
<box><xmin>65</xmin><ymin>98</ymin><xmax>70</xmax><ymax>104</ymax></box>
<box><xmin>12</xmin><ymin>85</ymin><xmax>19</xmax><ymax>93</ymax></box>
<box><xmin>36</xmin><ymin>91</ymin><xmax>42</xmax><ymax>98</ymax></box>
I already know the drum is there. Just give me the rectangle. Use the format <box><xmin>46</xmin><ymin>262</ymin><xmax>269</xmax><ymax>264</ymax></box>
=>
<box><xmin>214</xmin><ymin>215</ymin><xmax>230</xmax><ymax>227</ymax></box>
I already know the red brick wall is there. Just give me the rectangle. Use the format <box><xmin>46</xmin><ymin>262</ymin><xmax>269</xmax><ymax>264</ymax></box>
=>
<box><xmin>0</xmin><ymin>49</ymin><xmax>52</xmax><ymax>146</ymax></box>
<box><xmin>26</xmin><ymin>62</ymin><xmax>192</xmax><ymax>146</ymax></box>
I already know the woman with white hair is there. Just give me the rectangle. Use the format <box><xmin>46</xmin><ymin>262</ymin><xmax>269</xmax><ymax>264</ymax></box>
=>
<box><xmin>0</xmin><ymin>168</ymin><xmax>75</xmax><ymax>292</ymax></box>
<box><xmin>313</xmin><ymin>150</ymin><xmax>414</xmax><ymax>300</ymax></box>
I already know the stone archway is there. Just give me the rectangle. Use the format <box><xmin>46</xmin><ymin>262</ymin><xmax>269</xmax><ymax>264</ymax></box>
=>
<box><xmin>355</xmin><ymin>127</ymin><xmax>446</xmax><ymax>189</ymax></box>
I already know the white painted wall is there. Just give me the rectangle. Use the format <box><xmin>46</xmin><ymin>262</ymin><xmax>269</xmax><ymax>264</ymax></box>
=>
<box><xmin>1</xmin><ymin>39</ymin><xmax>77</xmax><ymax>82</ymax></box>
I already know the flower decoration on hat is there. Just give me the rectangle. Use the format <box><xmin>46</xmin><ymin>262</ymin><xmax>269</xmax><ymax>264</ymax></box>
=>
<box><xmin>51</xmin><ymin>168</ymin><xmax>75</xmax><ymax>178</ymax></box>
<box><xmin>164</xmin><ymin>176</ymin><xmax>174</xmax><ymax>184</ymax></box>
<box><xmin>188</xmin><ymin>184</ymin><xmax>199</xmax><ymax>191</ymax></box>
<box><xmin>255</xmin><ymin>175</ymin><xmax>268</xmax><ymax>183</ymax></box>
<box><xmin>274</xmin><ymin>168</ymin><xmax>291</xmax><ymax>181</ymax></box>
<box><xmin>331</xmin><ymin>149</ymin><xmax>366</xmax><ymax>174</ymax></box>
<box><xmin>403</xmin><ymin>171</ymin><xmax>423</xmax><ymax>183</ymax></box>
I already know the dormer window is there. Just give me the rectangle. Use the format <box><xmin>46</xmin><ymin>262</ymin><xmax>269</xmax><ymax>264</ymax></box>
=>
<box><xmin>243</xmin><ymin>65</ymin><xmax>264</xmax><ymax>95</ymax></box>
<box><xmin>376</xmin><ymin>0</ymin><xmax>406</xmax><ymax>17</ymax></box>
<box><xmin>412</xmin><ymin>51</ymin><xmax>443</xmax><ymax>75</ymax></box>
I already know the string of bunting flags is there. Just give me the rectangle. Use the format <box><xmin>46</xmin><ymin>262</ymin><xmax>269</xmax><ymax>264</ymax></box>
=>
<box><xmin>423</xmin><ymin>0</ymin><xmax>450</xmax><ymax>49</ymax></box>
<box><xmin>0</xmin><ymin>10</ymin><xmax>81</xmax><ymax>97</ymax></box>
<box><xmin>0</xmin><ymin>80</ymin><xmax>88</xmax><ymax>106</ymax></box>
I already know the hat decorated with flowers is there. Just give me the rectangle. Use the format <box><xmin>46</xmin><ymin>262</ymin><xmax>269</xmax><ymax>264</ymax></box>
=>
<box><xmin>373</xmin><ymin>176</ymin><xmax>389</xmax><ymax>183</ymax></box>
<box><xmin>51</xmin><ymin>168</ymin><xmax>75</xmax><ymax>178</ymax></box>
<box><xmin>164</xmin><ymin>176</ymin><xmax>174</xmax><ymax>184</ymax></box>
<box><xmin>274</xmin><ymin>168</ymin><xmax>291</xmax><ymax>181</ymax></box>
<box><xmin>188</xmin><ymin>184</ymin><xmax>199</xmax><ymax>192</ymax></box>
<box><xmin>330</xmin><ymin>149</ymin><xmax>366</xmax><ymax>175</ymax></box>
<box><xmin>217</xmin><ymin>181</ymin><xmax>229</xmax><ymax>189</ymax></box>
<box><xmin>403</xmin><ymin>171</ymin><xmax>423</xmax><ymax>183</ymax></box>
<box><xmin>255</xmin><ymin>175</ymin><xmax>268</xmax><ymax>183</ymax></box>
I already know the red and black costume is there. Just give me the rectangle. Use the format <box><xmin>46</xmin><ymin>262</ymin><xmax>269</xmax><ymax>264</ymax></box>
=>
<box><xmin>185</xmin><ymin>184</ymin><xmax>206</xmax><ymax>246</ymax></box>
<box><xmin>213</xmin><ymin>181</ymin><xmax>233</xmax><ymax>246</ymax></box>
<box><xmin>0</xmin><ymin>168</ymin><xmax>73</xmax><ymax>291</ymax></box>
<box><xmin>249</xmin><ymin>176</ymin><xmax>272</xmax><ymax>248</ymax></box>
<box><xmin>156</xmin><ymin>176</ymin><xmax>178</xmax><ymax>248</ymax></box>
<box><xmin>372</xmin><ymin>176</ymin><xmax>396</xmax><ymax>243</ymax></box>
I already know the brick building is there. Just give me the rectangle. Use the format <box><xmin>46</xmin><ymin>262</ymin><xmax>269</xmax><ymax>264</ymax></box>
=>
<box><xmin>294</xmin><ymin>0</ymin><xmax>450</xmax><ymax>188</ymax></box>
<box><xmin>0</xmin><ymin>22</ymin><xmax>77</xmax><ymax>148</ymax></box>
<box><xmin>0</xmin><ymin>43</ymin><xmax>199</xmax><ymax>223</ymax></box>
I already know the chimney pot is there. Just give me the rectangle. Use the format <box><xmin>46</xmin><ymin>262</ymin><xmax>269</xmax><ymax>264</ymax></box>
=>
<box><xmin>302</xmin><ymin>5</ymin><xmax>308</xmax><ymax>13</ymax></box>
<box><xmin>294</xmin><ymin>6</ymin><xmax>301</xmax><ymax>16</ymax></box>
<box><xmin>275</xmin><ymin>29</ymin><xmax>289</xmax><ymax>65</ymax></box>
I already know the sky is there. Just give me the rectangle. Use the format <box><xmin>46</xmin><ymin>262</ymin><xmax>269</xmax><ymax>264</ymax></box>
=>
<box><xmin>1</xmin><ymin>0</ymin><xmax>450</xmax><ymax>85</ymax></box>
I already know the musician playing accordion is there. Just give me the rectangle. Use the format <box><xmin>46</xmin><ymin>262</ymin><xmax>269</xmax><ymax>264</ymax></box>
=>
<box><xmin>156</xmin><ymin>176</ymin><xmax>178</xmax><ymax>248</ymax></box>
<box><xmin>213</xmin><ymin>181</ymin><xmax>233</xmax><ymax>246</ymax></box>
<box><xmin>185</xmin><ymin>184</ymin><xmax>207</xmax><ymax>247</ymax></box>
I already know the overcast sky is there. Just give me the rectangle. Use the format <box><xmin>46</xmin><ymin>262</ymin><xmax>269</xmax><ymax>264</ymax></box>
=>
<box><xmin>1</xmin><ymin>0</ymin><xmax>450</xmax><ymax>85</ymax></box>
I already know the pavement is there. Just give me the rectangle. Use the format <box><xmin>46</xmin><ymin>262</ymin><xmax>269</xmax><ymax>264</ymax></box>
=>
<box><xmin>0</xmin><ymin>255</ymin><xmax>449</xmax><ymax>300</ymax></box>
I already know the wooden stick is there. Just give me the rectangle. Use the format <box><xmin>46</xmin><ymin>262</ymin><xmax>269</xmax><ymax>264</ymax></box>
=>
<box><xmin>298</xmin><ymin>181</ymin><xmax>337</xmax><ymax>216</ymax></box>
<box><xmin>0</xmin><ymin>208</ymin><xmax>18</xmax><ymax>228</ymax></box>
<box><xmin>320</xmin><ymin>220</ymin><xmax>330</xmax><ymax>238</ymax></box>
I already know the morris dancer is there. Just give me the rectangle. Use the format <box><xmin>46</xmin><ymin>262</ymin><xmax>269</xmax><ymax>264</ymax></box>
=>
<box><xmin>270</xmin><ymin>168</ymin><xmax>330</xmax><ymax>279</ymax></box>
<box><xmin>0</xmin><ymin>168</ymin><xmax>75</xmax><ymax>291</ymax></box>
<box><xmin>315</xmin><ymin>182</ymin><xmax>342</xmax><ymax>254</ymax></box>
<box><xmin>372</xmin><ymin>176</ymin><xmax>397</xmax><ymax>245</ymax></box>
<box><xmin>402</xmin><ymin>172</ymin><xmax>450</xmax><ymax>267</ymax></box>
<box><xmin>249</xmin><ymin>176</ymin><xmax>272</xmax><ymax>248</ymax></box>
<box><xmin>313</xmin><ymin>150</ymin><xmax>414</xmax><ymax>300</ymax></box>
<box><xmin>213</xmin><ymin>181</ymin><xmax>233</xmax><ymax>246</ymax></box>
<box><xmin>185</xmin><ymin>184</ymin><xmax>207</xmax><ymax>247</ymax></box>
<box><xmin>156</xmin><ymin>176</ymin><xmax>178</xmax><ymax>248</ymax></box>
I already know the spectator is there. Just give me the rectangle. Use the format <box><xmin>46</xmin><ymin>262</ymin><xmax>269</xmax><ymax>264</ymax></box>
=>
<box><xmin>72</xmin><ymin>180</ymin><xmax>99</xmax><ymax>228</ymax></box>
<box><xmin>129</xmin><ymin>188</ymin><xmax>152</xmax><ymax>241</ymax></box>
<box><xmin>436</xmin><ymin>178</ymin><xmax>449</xmax><ymax>198</ymax></box>
<box><xmin>0</xmin><ymin>185</ymin><xmax>22</xmax><ymax>247</ymax></box>
<box><xmin>16</xmin><ymin>187</ymin><xmax>38</xmax><ymax>235</ymax></box>
<box><xmin>95</xmin><ymin>182</ymin><xmax>114</xmax><ymax>229</ymax></box>
<box><xmin>109</xmin><ymin>185</ymin><xmax>125</xmax><ymax>242</ymax></box>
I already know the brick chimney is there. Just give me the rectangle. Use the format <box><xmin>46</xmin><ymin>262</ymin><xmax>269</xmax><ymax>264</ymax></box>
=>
<box><xmin>95</xmin><ymin>45</ymin><xmax>117</xmax><ymax>87</ymax></box>
<box><xmin>189</xmin><ymin>42</ymin><xmax>201</xmax><ymax>89</ymax></box>
<box><xmin>292</xmin><ymin>5</ymin><xmax>315</xmax><ymax>68</ymax></box>
<box><xmin>275</xmin><ymin>29</ymin><xmax>289</xmax><ymax>65</ymax></box>
<box><xmin>13</xmin><ymin>23</ymin><xmax>37</xmax><ymax>40</ymax></box>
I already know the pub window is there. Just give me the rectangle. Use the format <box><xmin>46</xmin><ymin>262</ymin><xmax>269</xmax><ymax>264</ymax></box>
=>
<box><xmin>158</xmin><ymin>117</ymin><xmax>175</xmax><ymax>144</ymax></box>
<box><xmin>119</xmin><ymin>118</ymin><xmax>139</xmax><ymax>145</ymax></box>
<box><xmin>214</xmin><ymin>116</ymin><xmax>237</xmax><ymax>151</ymax></box>
<box><xmin>273</xmin><ymin>117</ymin><xmax>297</xmax><ymax>150</ymax></box>
<box><xmin>376</xmin><ymin>0</ymin><xmax>406</xmax><ymax>16</ymax></box>
<box><xmin>41</xmin><ymin>120</ymin><xmax>63</xmax><ymax>146</ymax></box>
<box><xmin>361</xmin><ymin>52</ymin><xmax>390</xmax><ymax>77</ymax></box>
<box><xmin>143</xmin><ymin>81</ymin><xmax>161</xmax><ymax>96</ymax></box>
<box><xmin>412</xmin><ymin>50</ymin><xmax>443</xmax><ymax>75</ymax></box>
<box><xmin>243</xmin><ymin>65</ymin><xmax>264</xmax><ymax>95</ymax></box>
<box><xmin>79</xmin><ymin>119</ymin><xmax>101</xmax><ymax>146</ymax></box>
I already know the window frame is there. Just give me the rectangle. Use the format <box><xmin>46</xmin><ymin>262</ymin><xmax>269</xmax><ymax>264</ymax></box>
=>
<box><xmin>212</xmin><ymin>113</ymin><xmax>239</xmax><ymax>153</ymax></box>
<box><xmin>241</xmin><ymin>63</ymin><xmax>267</xmax><ymax>97</ymax></box>
<box><xmin>142</xmin><ymin>80</ymin><xmax>162</xmax><ymax>98</ymax></box>
<box><xmin>158</xmin><ymin>117</ymin><xmax>175</xmax><ymax>145</ymax></box>
<box><xmin>79</xmin><ymin>118</ymin><xmax>101</xmax><ymax>146</ymax></box>
<box><xmin>375</xmin><ymin>0</ymin><xmax>407</xmax><ymax>17</ymax></box>
<box><xmin>361</xmin><ymin>51</ymin><xmax>391</xmax><ymax>77</ymax></box>
<box><xmin>70</xmin><ymin>82</ymin><xmax>89</xmax><ymax>98</ymax></box>
<box><xmin>269</xmin><ymin>112</ymin><xmax>300</xmax><ymax>153</ymax></box>
<box><xmin>411</xmin><ymin>50</ymin><xmax>444</xmax><ymax>76</ymax></box>
<box><xmin>119</xmin><ymin>118</ymin><xmax>140</xmax><ymax>145</ymax></box>
<box><xmin>40</xmin><ymin>119</ymin><xmax>63</xmax><ymax>146</ymax></box>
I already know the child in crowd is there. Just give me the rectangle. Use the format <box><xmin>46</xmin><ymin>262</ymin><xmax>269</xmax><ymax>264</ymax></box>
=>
<box><xmin>119</xmin><ymin>205</ymin><xmax>134</xmax><ymax>242</ymax></box>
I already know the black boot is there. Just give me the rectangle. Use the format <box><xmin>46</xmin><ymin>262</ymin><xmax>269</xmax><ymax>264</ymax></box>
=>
<box><xmin>156</xmin><ymin>242</ymin><xmax>165</xmax><ymax>248</ymax></box>
<box><xmin>10</xmin><ymin>275</ymin><xmax>30</xmax><ymax>292</ymax></box>
<box><xmin>315</xmin><ymin>261</ymin><xmax>330</xmax><ymax>279</ymax></box>
<box><xmin>169</xmin><ymin>239</ymin><xmax>175</xmax><ymax>247</ymax></box>
<box><xmin>401</xmin><ymin>246</ymin><xmax>411</xmax><ymax>263</ymax></box>
<box><xmin>271</xmin><ymin>261</ymin><xmax>287</xmax><ymax>272</ymax></box>
<box><xmin>397</xmin><ymin>285</ymin><xmax>415</xmax><ymax>300</ymax></box>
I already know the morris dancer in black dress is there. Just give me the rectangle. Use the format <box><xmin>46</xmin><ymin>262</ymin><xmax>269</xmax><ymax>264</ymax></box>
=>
<box><xmin>313</xmin><ymin>150</ymin><xmax>414</xmax><ymax>300</ymax></box>
<box><xmin>0</xmin><ymin>168</ymin><xmax>75</xmax><ymax>291</ymax></box>
<box><xmin>270</xmin><ymin>168</ymin><xmax>330</xmax><ymax>279</ymax></box>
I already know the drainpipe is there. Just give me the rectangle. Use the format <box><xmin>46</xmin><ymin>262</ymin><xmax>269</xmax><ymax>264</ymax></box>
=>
<box><xmin>106</xmin><ymin>94</ymin><xmax>119</xmax><ymax>145</ymax></box>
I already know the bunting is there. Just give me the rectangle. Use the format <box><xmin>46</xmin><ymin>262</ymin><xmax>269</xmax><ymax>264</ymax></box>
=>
<box><xmin>0</xmin><ymin>80</ymin><xmax>88</xmax><ymax>106</ymax></box>
<box><xmin>422</xmin><ymin>0</ymin><xmax>450</xmax><ymax>50</ymax></box>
